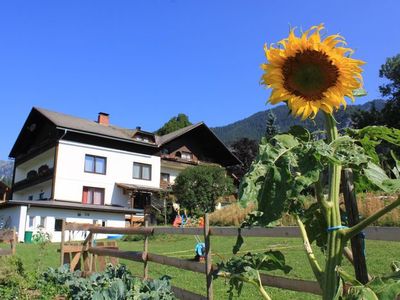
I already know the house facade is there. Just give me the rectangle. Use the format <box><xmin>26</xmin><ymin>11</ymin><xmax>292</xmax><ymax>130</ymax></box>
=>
<box><xmin>0</xmin><ymin>107</ymin><xmax>239</xmax><ymax>242</ymax></box>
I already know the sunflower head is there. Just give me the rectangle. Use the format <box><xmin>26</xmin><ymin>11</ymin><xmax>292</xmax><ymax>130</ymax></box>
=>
<box><xmin>261</xmin><ymin>24</ymin><xmax>365</xmax><ymax>120</ymax></box>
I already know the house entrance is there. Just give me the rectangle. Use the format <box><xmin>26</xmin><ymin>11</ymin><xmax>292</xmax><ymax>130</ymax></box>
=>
<box><xmin>133</xmin><ymin>192</ymin><xmax>151</xmax><ymax>209</ymax></box>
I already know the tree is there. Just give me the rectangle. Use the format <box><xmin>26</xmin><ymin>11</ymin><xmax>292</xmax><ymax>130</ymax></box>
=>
<box><xmin>156</xmin><ymin>113</ymin><xmax>192</xmax><ymax>135</ymax></box>
<box><xmin>265</xmin><ymin>110</ymin><xmax>280</xmax><ymax>140</ymax></box>
<box><xmin>351</xmin><ymin>102</ymin><xmax>383</xmax><ymax>129</ymax></box>
<box><xmin>172</xmin><ymin>165</ymin><xmax>235</xmax><ymax>214</ymax></box>
<box><xmin>227</xmin><ymin>138</ymin><xmax>258</xmax><ymax>182</ymax></box>
<box><xmin>379</xmin><ymin>53</ymin><xmax>400</xmax><ymax>129</ymax></box>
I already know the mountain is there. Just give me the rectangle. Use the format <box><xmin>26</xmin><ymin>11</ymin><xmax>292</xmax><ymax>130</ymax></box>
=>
<box><xmin>211</xmin><ymin>99</ymin><xmax>386</xmax><ymax>145</ymax></box>
<box><xmin>0</xmin><ymin>160</ymin><xmax>14</xmax><ymax>186</ymax></box>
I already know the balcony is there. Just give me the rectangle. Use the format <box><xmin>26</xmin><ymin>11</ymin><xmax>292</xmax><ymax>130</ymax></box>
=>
<box><xmin>13</xmin><ymin>165</ymin><xmax>54</xmax><ymax>192</ymax></box>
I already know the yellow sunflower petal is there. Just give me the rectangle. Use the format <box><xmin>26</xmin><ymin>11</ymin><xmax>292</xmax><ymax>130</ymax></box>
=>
<box><xmin>261</xmin><ymin>24</ymin><xmax>364</xmax><ymax>120</ymax></box>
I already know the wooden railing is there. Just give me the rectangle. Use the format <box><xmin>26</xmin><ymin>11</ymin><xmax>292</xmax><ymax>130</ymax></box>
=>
<box><xmin>59</xmin><ymin>220</ymin><xmax>400</xmax><ymax>300</ymax></box>
<box><xmin>0</xmin><ymin>228</ymin><xmax>17</xmax><ymax>256</ymax></box>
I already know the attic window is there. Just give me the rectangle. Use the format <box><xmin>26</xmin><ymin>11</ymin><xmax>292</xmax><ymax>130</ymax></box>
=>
<box><xmin>135</xmin><ymin>135</ymin><xmax>150</xmax><ymax>142</ymax></box>
<box><xmin>181</xmin><ymin>152</ymin><xmax>193</xmax><ymax>160</ymax></box>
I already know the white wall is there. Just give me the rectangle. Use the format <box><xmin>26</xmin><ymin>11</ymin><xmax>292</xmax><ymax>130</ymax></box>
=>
<box><xmin>54</xmin><ymin>140</ymin><xmax>161</xmax><ymax>206</ymax></box>
<box><xmin>13</xmin><ymin>179</ymin><xmax>52</xmax><ymax>200</ymax></box>
<box><xmin>15</xmin><ymin>148</ymin><xmax>55</xmax><ymax>182</ymax></box>
<box><xmin>0</xmin><ymin>206</ymin><xmax>26</xmax><ymax>242</ymax></box>
<box><xmin>25</xmin><ymin>206</ymin><xmax>126</xmax><ymax>242</ymax></box>
<box><xmin>0</xmin><ymin>206</ymin><xmax>21</xmax><ymax>230</ymax></box>
<box><xmin>160</xmin><ymin>167</ymin><xmax>181</xmax><ymax>184</ymax></box>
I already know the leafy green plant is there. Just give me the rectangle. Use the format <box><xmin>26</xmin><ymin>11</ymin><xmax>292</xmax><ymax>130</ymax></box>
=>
<box><xmin>217</xmin><ymin>251</ymin><xmax>292</xmax><ymax>300</ymax></box>
<box><xmin>38</xmin><ymin>264</ymin><xmax>176</xmax><ymax>300</ymax></box>
<box><xmin>32</xmin><ymin>227</ymin><xmax>51</xmax><ymax>273</ymax></box>
<box><xmin>0</xmin><ymin>256</ymin><xmax>28</xmax><ymax>300</ymax></box>
<box><xmin>239</xmin><ymin>125</ymin><xmax>400</xmax><ymax>299</ymax></box>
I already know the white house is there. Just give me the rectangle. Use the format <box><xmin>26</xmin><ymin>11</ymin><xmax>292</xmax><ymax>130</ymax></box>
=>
<box><xmin>0</xmin><ymin>107</ymin><xmax>239</xmax><ymax>242</ymax></box>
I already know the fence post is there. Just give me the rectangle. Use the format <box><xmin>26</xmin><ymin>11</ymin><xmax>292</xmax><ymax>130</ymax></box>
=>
<box><xmin>60</xmin><ymin>219</ymin><xmax>65</xmax><ymax>266</ymax></box>
<box><xmin>204</xmin><ymin>213</ymin><xmax>213</xmax><ymax>300</ymax></box>
<box><xmin>143</xmin><ymin>218</ymin><xmax>149</xmax><ymax>279</ymax></box>
<box><xmin>343</xmin><ymin>168</ymin><xmax>369</xmax><ymax>284</ymax></box>
<box><xmin>11</xmin><ymin>227</ymin><xmax>16</xmax><ymax>255</ymax></box>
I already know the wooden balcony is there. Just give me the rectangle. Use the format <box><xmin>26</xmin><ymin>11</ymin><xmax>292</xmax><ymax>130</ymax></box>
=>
<box><xmin>13</xmin><ymin>167</ymin><xmax>54</xmax><ymax>192</ymax></box>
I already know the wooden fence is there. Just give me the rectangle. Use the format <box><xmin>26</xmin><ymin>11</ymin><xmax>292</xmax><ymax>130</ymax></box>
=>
<box><xmin>59</xmin><ymin>219</ymin><xmax>400</xmax><ymax>300</ymax></box>
<box><xmin>0</xmin><ymin>228</ymin><xmax>17</xmax><ymax>256</ymax></box>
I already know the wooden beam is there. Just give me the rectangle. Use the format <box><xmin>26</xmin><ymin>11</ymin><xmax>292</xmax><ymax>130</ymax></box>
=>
<box><xmin>88</xmin><ymin>247</ymin><xmax>143</xmax><ymax>262</ymax></box>
<box><xmin>204</xmin><ymin>213</ymin><xmax>213</xmax><ymax>300</ymax></box>
<box><xmin>343</xmin><ymin>168</ymin><xmax>369</xmax><ymax>284</ymax></box>
<box><xmin>209</xmin><ymin>227</ymin><xmax>301</xmax><ymax>237</ymax></box>
<box><xmin>0</xmin><ymin>249</ymin><xmax>12</xmax><ymax>256</ymax></box>
<box><xmin>60</xmin><ymin>219</ymin><xmax>65</xmax><ymax>266</ymax></box>
<box><xmin>171</xmin><ymin>286</ymin><xmax>207</xmax><ymax>300</ymax></box>
<box><xmin>0</xmin><ymin>229</ymin><xmax>15</xmax><ymax>241</ymax></box>
<box><xmin>65</xmin><ymin>222</ymin><xmax>95</xmax><ymax>231</ymax></box>
<box><xmin>363</xmin><ymin>227</ymin><xmax>400</xmax><ymax>241</ymax></box>
<box><xmin>143</xmin><ymin>219</ymin><xmax>149</xmax><ymax>279</ymax></box>
<box><xmin>90</xmin><ymin>226</ymin><xmax>154</xmax><ymax>235</ymax></box>
<box><xmin>147</xmin><ymin>253</ymin><xmax>206</xmax><ymax>274</ymax></box>
<box><xmin>260</xmin><ymin>274</ymin><xmax>321</xmax><ymax>295</ymax></box>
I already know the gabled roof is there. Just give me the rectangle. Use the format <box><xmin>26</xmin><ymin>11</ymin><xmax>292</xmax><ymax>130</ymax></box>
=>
<box><xmin>35</xmin><ymin>107</ymin><xmax>141</xmax><ymax>143</ymax></box>
<box><xmin>10</xmin><ymin>107</ymin><xmax>241</xmax><ymax>166</ymax></box>
<box><xmin>156</xmin><ymin>122</ymin><xmax>204</xmax><ymax>145</ymax></box>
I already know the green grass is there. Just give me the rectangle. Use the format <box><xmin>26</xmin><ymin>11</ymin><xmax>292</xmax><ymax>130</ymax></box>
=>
<box><xmin>3</xmin><ymin>235</ymin><xmax>400</xmax><ymax>299</ymax></box>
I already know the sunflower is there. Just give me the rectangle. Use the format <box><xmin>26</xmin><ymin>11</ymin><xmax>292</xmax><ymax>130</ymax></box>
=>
<box><xmin>261</xmin><ymin>24</ymin><xmax>365</xmax><ymax>120</ymax></box>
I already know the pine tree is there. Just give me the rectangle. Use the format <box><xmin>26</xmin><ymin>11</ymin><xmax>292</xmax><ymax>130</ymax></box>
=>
<box><xmin>265</xmin><ymin>110</ymin><xmax>280</xmax><ymax>140</ymax></box>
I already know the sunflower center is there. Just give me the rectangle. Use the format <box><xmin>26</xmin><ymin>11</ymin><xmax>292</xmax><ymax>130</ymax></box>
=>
<box><xmin>282</xmin><ymin>49</ymin><xmax>339</xmax><ymax>100</ymax></box>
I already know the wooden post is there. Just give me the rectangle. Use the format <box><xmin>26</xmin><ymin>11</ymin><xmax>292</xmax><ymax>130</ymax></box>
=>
<box><xmin>82</xmin><ymin>232</ymin><xmax>94</xmax><ymax>273</ymax></box>
<box><xmin>343</xmin><ymin>168</ymin><xmax>369</xmax><ymax>284</ymax></box>
<box><xmin>60</xmin><ymin>219</ymin><xmax>65</xmax><ymax>266</ymax></box>
<box><xmin>164</xmin><ymin>198</ymin><xmax>167</xmax><ymax>225</ymax></box>
<box><xmin>143</xmin><ymin>218</ymin><xmax>149</xmax><ymax>279</ymax></box>
<box><xmin>11</xmin><ymin>228</ymin><xmax>16</xmax><ymax>255</ymax></box>
<box><xmin>204</xmin><ymin>213</ymin><xmax>213</xmax><ymax>300</ymax></box>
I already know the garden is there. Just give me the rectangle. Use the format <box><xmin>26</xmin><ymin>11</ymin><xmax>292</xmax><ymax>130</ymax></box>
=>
<box><xmin>1</xmin><ymin>23</ymin><xmax>400</xmax><ymax>300</ymax></box>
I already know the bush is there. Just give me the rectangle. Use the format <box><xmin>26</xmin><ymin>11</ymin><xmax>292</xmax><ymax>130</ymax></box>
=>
<box><xmin>173</xmin><ymin>165</ymin><xmax>235</xmax><ymax>215</ymax></box>
<box><xmin>0</xmin><ymin>256</ymin><xmax>31</xmax><ymax>300</ymax></box>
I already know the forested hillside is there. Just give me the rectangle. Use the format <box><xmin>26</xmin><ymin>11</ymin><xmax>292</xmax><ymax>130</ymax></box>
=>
<box><xmin>211</xmin><ymin>100</ymin><xmax>385</xmax><ymax>145</ymax></box>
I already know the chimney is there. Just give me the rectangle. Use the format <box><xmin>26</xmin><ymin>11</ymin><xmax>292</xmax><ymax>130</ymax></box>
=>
<box><xmin>97</xmin><ymin>112</ymin><xmax>109</xmax><ymax>125</ymax></box>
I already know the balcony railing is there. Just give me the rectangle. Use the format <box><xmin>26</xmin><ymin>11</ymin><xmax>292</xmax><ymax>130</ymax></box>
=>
<box><xmin>13</xmin><ymin>167</ymin><xmax>54</xmax><ymax>192</ymax></box>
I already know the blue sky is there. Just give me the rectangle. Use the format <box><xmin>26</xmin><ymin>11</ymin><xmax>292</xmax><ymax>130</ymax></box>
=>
<box><xmin>1</xmin><ymin>0</ymin><xmax>399</xmax><ymax>159</ymax></box>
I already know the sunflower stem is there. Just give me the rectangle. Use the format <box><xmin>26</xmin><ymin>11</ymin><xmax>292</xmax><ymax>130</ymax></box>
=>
<box><xmin>323</xmin><ymin>113</ymin><xmax>344</xmax><ymax>300</ymax></box>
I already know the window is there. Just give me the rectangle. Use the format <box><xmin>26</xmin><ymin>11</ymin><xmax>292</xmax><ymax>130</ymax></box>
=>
<box><xmin>161</xmin><ymin>173</ymin><xmax>170</xmax><ymax>183</ymax></box>
<box><xmin>84</xmin><ymin>155</ymin><xmax>106</xmax><ymax>174</ymax></box>
<box><xmin>82</xmin><ymin>187</ymin><xmax>105</xmax><ymax>205</ymax></box>
<box><xmin>39</xmin><ymin>216</ymin><xmax>46</xmax><ymax>228</ymax></box>
<box><xmin>181</xmin><ymin>151</ymin><xmax>193</xmax><ymax>160</ymax></box>
<box><xmin>133</xmin><ymin>163</ymin><xmax>152</xmax><ymax>180</ymax></box>
<box><xmin>28</xmin><ymin>216</ymin><xmax>35</xmax><ymax>228</ymax></box>
<box><xmin>54</xmin><ymin>219</ymin><xmax>63</xmax><ymax>231</ymax></box>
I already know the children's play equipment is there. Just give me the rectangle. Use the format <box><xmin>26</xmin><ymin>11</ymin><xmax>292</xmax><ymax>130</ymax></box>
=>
<box><xmin>172</xmin><ymin>209</ymin><xmax>206</xmax><ymax>261</ymax></box>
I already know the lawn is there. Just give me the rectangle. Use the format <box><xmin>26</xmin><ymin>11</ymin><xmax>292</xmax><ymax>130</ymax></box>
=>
<box><xmin>5</xmin><ymin>234</ymin><xmax>400</xmax><ymax>299</ymax></box>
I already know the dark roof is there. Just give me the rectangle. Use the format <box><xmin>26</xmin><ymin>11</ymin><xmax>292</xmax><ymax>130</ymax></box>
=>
<box><xmin>35</xmin><ymin>107</ymin><xmax>152</xmax><ymax>145</ymax></box>
<box><xmin>11</xmin><ymin>107</ymin><xmax>240</xmax><ymax>166</ymax></box>
<box><xmin>116</xmin><ymin>183</ymin><xmax>167</xmax><ymax>193</ymax></box>
<box><xmin>156</xmin><ymin>122</ymin><xmax>204</xmax><ymax>145</ymax></box>
<box><xmin>1</xmin><ymin>200</ymin><xmax>142</xmax><ymax>214</ymax></box>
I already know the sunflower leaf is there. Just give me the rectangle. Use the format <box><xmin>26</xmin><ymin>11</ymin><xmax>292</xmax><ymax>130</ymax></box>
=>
<box><xmin>352</xmin><ymin>88</ymin><xmax>367</xmax><ymax>97</ymax></box>
<box><xmin>364</xmin><ymin>162</ymin><xmax>400</xmax><ymax>193</ymax></box>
